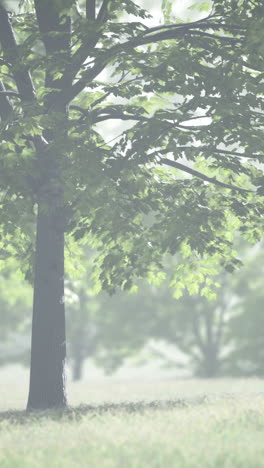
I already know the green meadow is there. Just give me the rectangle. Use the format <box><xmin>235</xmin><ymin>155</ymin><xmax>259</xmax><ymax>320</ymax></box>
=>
<box><xmin>0</xmin><ymin>375</ymin><xmax>264</xmax><ymax>467</ymax></box>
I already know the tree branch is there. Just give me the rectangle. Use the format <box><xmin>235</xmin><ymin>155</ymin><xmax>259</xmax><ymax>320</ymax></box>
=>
<box><xmin>241</xmin><ymin>60</ymin><xmax>263</xmax><ymax>73</ymax></box>
<box><xmin>90</xmin><ymin>90</ymin><xmax>112</xmax><ymax>108</ymax></box>
<box><xmin>92</xmin><ymin>105</ymin><xmax>146</xmax><ymax>123</ymax></box>
<box><xmin>130</xmin><ymin>27</ymin><xmax>241</xmax><ymax>48</ymax></box>
<box><xmin>142</xmin><ymin>16</ymin><xmax>213</xmax><ymax>35</ymax></box>
<box><xmin>159</xmin><ymin>157</ymin><xmax>252</xmax><ymax>192</ymax></box>
<box><xmin>185</xmin><ymin>30</ymin><xmax>242</xmax><ymax>43</ymax></box>
<box><xmin>0</xmin><ymin>5</ymin><xmax>35</xmax><ymax>102</ymax></box>
<box><xmin>69</xmin><ymin>105</ymin><xmax>146</xmax><ymax>124</ymax></box>
<box><xmin>86</xmin><ymin>0</ymin><xmax>96</xmax><ymax>21</ymax></box>
<box><xmin>56</xmin><ymin>60</ymin><xmax>107</xmax><ymax>107</ymax></box>
<box><xmin>67</xmin><ymin>0</ymin><xmax>111</xmax><ymax>75</ymax></box>
<box><xmin>142</xmin><ymin>19</ymin><xmax>245</xmax><ymax>37</ymax></box>
<box><xmin>171</xmin><ymin>146</ymin><xmax>264</xmax><ymax>159</ymax></box>
<box><xmin>97</xmin><ymin>0</ymin><xmax>111</xmax><ymax>23</ymax></box>
<box><xmin>69</xmin><ymin>105</ymin><xmax>88</xmax><ymax>116</ymax></box>
<box><xmin>94</xmin><ymin>113</ymin><xmax>145</xmax><ymax>123</ymax></box>
<box><xmin>58</xmin><ymin>14</ymin><xmax>242</xmax><ymax>106</ymax></box>
<box><xmin>0</xmin><ymin>80</ymin><xmax>13</xmax><ymax>120</ymax></box>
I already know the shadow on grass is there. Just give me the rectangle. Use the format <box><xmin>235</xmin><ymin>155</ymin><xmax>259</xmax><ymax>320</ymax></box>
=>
<box><xmin>3</xmin><ymin>392</ymin><xmax>262</xmax><ymax>425</ymax></box>
<box><xmin>0</xmin><ymin>396</ymin><xmax>211</xmax><ymax>425</ymax></box>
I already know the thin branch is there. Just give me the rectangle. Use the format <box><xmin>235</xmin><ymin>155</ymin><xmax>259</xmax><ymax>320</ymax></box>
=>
<box><xmin>66</xmin><ymin>37</ymin><xmax>99</xmax><ymax>85</ymax></box>
<box><xmin>97</xmin><ymin>0</ymin><xmax>111</xmax><ymax>23</ymax></box>
<box><xmin>67</xmin><ymin>0</ymin><xmax>110</xmax><ymax>74</ymax></box>
<box><xmin>177</xmin><ymin>124</ymin><xmax>205</xmax><ymax>131</ymax></box>
<box><xmin>69</xmin><ymin>91</ymin><xmax>112</xmax><ymax>116</ymax></box>
<box><xmin>160</xmin><ymin>157</ymin><xmax>252</xmax><ymax>192</ymax></box>
<box><xmin>90</xmin><ymin>90</ymin><xmax>112</xmax><ymax>108</ymax></box>
<box><xmin>133</xmin><ymin>28</ymin><xmax>241</xmax><ymax>48</ymax></box>
<box><xmin>69</xmin><ymin>106</ymin><xmax>146</xmax><ymax>124</ymax></box>
<box><xmin>188</xmin><ymin>30</ymin><xmax>242</xmax><ymax>42</ymax></box>
<box><xmin>90</xmin><ymin>75</ymin><xmax>143</xmax><ymax>108</ymax></box>
<box><xmin>58</xmin><ymin>14</ymin><xmax>242</xmax><ymax>105</ymax></box>
<box><xmin>172</xmin><ymin>146</ymin><xmax>264</xmax><ymax>159</ymax></box>
<box><xmin>92</xmin><ymin>104</ymin><xmax>146</xmax><ymax>121</ymax></box>
<box><xmin>204</xmin><ymin>22</ymin><xmax>246</xmax><ymax>32</ymax></box>
<box><xmin>94</xmin><ymin>112</ymin><xmax>146</xmax><ymax>123</ymax></box>
<box><xmin>97</xmin><ymin>131</ymin><xmax>125</xmax><ymax>148</ymax></box>
<box><xmin>69</xmin><ymin>105</ymin><xmax>89</xmax><ymax>119</ymax></box>
<box><xmin>69</xmin><ymin>105</ymin><xmax>86</xmax><ymax>113</ymax></box>
<box><xmin>0</xmin><ymin>80</ymin><xmax>13</xmax><ymax>120</ymax></box>
<box><xmin>142</xmin><ymin>15</ymin><xmax>214</xmax><ymax>35</ymax></box>
<box><xmin>241</xmin><ymin>60</ymin><xmax>263</xmax><ymax>73</ymax></box>
<box><xmin>143</xmin><ymin>19</ymin><xmax>245</xmax><ymax>36</ymax></box>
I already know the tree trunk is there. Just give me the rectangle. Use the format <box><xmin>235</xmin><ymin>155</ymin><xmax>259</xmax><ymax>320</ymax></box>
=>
<box><xmin>203</xmin><ymin>310</ymin><xmax>220</xmax><ymax>378</ymax></box>
<box><xmin>203</xmin><ymin>347</ymin><xmax>219</xmax><ymax>378</ymax></box>
<box><xmin>27</xmin><ymin>196</ymin><xmax>67</xmax><ymax>410</ymax></box>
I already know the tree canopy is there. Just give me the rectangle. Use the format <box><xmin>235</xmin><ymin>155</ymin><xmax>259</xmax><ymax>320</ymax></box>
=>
<box><xmin>0</xmin><ymin>0</ymin><xmax>263</xmax><ymax>292</ymax></box>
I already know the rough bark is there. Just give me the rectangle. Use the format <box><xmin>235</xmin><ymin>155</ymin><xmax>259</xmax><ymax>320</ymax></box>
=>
<box><xmin>25</xmin><ymin>1</ymin><xmax>71</xmax><ymax>410</ymax></box>
<box><xmin>27</xmin><ymin>184</ymin><xmax>67</xmax><ymax>410</ymax></box>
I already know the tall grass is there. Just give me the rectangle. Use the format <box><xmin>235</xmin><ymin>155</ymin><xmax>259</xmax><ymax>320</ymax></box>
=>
<box><xmin>0</xmin><ymin>373</ymin><xmax>264</xmax><ymax>467</ymax></box>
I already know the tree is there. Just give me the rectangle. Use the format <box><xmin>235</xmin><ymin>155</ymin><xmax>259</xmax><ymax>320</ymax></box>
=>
<box><xmin>87</xmin><ymin>244</ymin><xmax>264</xmax><ymax>379</ymax></box>
<box><xmin>0</xmin><ymin>259</ymin><xmax>32</xmax><ymax>366</ymax></box>
<box><xmin>148</xmin><ymin>284</ymin><xmax>234</xmax><ymax>378</ymax></box>
<box><xmin>227</xmin><ymin>242</ymin><xmax>264</xmax><ymax>376</ymax></box>
<box><xmin>0</xmin><ymin>255</ymin><xmax>99</xmax><ymax>380</ymax></box>
<box><xmin>65</xmin><ymin>268</ymin><xmax>99</xmax><ymax>381</ymax></box>
<box><xmin>90</xmin><ymin>265</ymin><xmax>232</xmax><ymax>378</ymax></box>
<box><xmin>94</xmin><ymin>241</ymin><xmax>264</xmax><ymax>379</ymax></box>
<box><xmin>0</xmin><ymin>0</ymin><xmax>264</xmax><ymax>409</ymax></box>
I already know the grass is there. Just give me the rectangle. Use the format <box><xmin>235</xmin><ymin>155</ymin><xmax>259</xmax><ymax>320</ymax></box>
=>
<box><xmin>0</xmin><ymin>372</ymin><xmax>264</xmax><ymax>467</ymax></box>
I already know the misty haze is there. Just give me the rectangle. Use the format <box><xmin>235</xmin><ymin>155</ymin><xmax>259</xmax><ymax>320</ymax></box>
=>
<box><xmin>0</xmin><ymin>0</ymin><xmax>264</xmax><ymax>467</ymax></box>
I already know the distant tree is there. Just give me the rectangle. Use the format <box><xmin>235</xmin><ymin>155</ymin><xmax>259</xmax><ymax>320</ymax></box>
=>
<box><xmin>1</xmin><ymin>242</ymin><xmax>264</xmax><ymax>381</ymax></box>
<box><xmin>90</xmin><ymin>272</ymin><xmax>231</xmax><ymax>378</ymax></box>
<box><xmin>91</xmin><ymin>244</ymin><xmax>264</xmax><ymax>378</ymax></box>
<box><xmin>66</xmin><ymin>280</ymin><xmax>99</xmax><ymax>381</ymax></box>
<box><xmin>0</xmin><ymin>260</ymin><xmax>32</xmax><ymax>365</ymax></box>
<box><xmin>149</xmin><ymin>285</ymin><xmax>234</xmax><ymax>378</ymax></box>
<box><xmin>227</xmin><ymin>243</ymin><xmax>264</xmax><ymax>376</ymax></box>
<box><xmin>0</xmin><ymin>0</ymin><xmax>264</xmax><ymax>409</ymax></box>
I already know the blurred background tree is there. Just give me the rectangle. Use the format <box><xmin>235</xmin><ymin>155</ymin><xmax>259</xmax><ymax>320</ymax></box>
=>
<box><xmin>1</xmin><ymin>239</ymin><xmax>263</xmax><ymax>380</ymax></box>
<box><xmin>0</xmin><ymin>259</ymin><xmax>32</xmax><ymax>366</ymax></box>
<box><xmin>227</xmin><ymin>243</ymin><xmax>264</xmax><ymax>377</ymax></box>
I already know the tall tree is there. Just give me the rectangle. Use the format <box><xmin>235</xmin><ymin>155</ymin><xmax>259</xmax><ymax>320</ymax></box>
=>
<box><xmin>0</xmin><ymin>0</ymin><xmax>263</xmax><ymax>409</ymax></box>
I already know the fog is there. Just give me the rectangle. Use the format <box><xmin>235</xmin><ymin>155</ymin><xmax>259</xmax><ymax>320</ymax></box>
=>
<box><xmin>0</xmin><ymin>0</ymin><xmax>263</xmax><ymax>415</ymax></box>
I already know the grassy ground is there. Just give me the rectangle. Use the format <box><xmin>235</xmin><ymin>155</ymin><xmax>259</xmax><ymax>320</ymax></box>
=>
<box><xmin>0</xmin><ymin>372</ymin><xmax>264</xmax><ymax>467</ymax></box>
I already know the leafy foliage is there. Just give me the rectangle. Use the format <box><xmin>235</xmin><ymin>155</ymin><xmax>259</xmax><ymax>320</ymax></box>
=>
<box><xmin>0</xmin><ymin>0</ymin><xmax>264</xmax><ymax>294</ymax></box>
